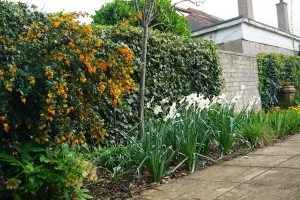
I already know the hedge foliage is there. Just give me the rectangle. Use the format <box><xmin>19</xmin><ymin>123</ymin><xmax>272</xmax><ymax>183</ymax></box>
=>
<box><xmin>0</xmin><ymin>2</ymin><xmax>137</xmax><ymax>149</ymax></box>
<box><xmin>96</xmin><ymin>25</ymin><xmax>223</xmax><ymax>140</ymax></box>
<box><xmin>257</xmin><ymin>53</ymin><xmax>300</xmax><ymax>110</ymax></box>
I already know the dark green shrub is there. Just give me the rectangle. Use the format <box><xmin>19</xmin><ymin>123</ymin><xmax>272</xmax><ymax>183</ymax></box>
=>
<box><xmin>257</xmin><ymin>53</ymin><xmax>300</xmax><ymax>110</ymax></box>
<box><xmin>92</xmin><ymin>0</ymin><xmax>191</xmax><ymax>37</ymax></box>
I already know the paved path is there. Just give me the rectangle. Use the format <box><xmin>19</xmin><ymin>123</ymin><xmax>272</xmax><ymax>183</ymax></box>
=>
<box><xmin>135</xmin><ymin>134</ymin><xmax>300</xmax><ymax>200</ymax></box>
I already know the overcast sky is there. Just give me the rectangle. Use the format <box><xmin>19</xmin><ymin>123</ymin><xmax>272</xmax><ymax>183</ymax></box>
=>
<box><xmin>11</xmin><ymin>0</ymin><xmax>300</xmax><ymax>36</ymax></box>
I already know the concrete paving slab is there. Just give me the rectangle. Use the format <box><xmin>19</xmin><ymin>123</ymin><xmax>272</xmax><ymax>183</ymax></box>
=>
<box><xmin>274</xmin><ymin>140</ymin><xmax>300</xmax><ymax>147</ymax></box>
<box><xmin>216</xmin><ymin>183</ymin><xmax>300</xmax><ymax>200</ymax></box>
<box><xmin>221</xmin><ymin>155</ymin><xmax>290</xmax><ymax>167</ymax></box>
<box><xmin>133</xmin><ymin>134</ymin><xmax>300</xmax><ymax>200</ymax></box>
<box><xmin>248</xmin><ymin>168</ymin><xmax>300</xmax><ymax>187</ymax></box>
<box><xmin>134</xmin><ymin>179</ymin><xmax>239</xmax><ymax>200</ymax></box>
<box><xmin>285</xmin><ymin>134</ymin><xmax>300</xmax><ymax>141</ymax></box>
<box><xmin>253</xmin><ymin>146</ymin><xmax>300</xmax><ymax>156</ymax></box>
<box><xmin>278</xmin><ymin>156</ymin><xmax>300</xmax><ymax>169</ymax></box>
<box><xmin>184</xmin><ymin>165</ymin><xmax>266</xmax><ymax>183</ymax></box>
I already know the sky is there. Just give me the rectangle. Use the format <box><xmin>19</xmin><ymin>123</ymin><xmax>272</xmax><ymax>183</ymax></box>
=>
<box><xmin>10</xmin><ymin>0</ymin><xmax>300</xmax><ymax>36</ymax></box>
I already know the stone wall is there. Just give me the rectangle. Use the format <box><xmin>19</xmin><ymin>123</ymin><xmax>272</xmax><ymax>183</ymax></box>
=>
<box><xmin>219</xmin><ymin>50</ymin><xmax>261</xmax><ymax>110</ymax></box>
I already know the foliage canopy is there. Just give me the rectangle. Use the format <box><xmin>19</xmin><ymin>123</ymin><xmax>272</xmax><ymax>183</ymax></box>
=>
<box><xmin>92</xmin><ymin>0</ymin><xmax>191</xmax><ymax>37</ymax></box>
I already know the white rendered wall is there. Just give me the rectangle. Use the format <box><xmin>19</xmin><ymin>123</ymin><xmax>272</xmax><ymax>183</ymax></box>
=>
<box><xmin>242</xmin><ymin>22</ymin><xmax>300</xmax><ymax>52</ymax></box>
<box><xmin>193</xmin><ymin>24</ymin><xmax>243</xmax><ymax>44</ymax></box>
<box><xmin>193</xmin><ymin>19</ymin><xmax>300</xmax><ymax>53</ymax></box>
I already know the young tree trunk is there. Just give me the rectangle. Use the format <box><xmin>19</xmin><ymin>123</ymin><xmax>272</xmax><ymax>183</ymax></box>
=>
<box><xmin>138</xmin><ymin>23</ymin><xmax>149</xmax><ymax>138</ymax></box>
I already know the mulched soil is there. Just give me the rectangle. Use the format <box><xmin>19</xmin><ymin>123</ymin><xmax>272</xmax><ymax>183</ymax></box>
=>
<box><xmin>86</xmin><ymin>143</ymin><xmax>256</xmax><ymax>200</ymax></box>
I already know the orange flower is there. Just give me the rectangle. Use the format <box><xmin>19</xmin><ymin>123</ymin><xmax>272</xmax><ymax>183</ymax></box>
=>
<box><xmin>43</xmin><ymin>136</ymin><xmax>49</xmax><ymax>143</ymax></box>
<box><xmin>65</xmin><ymin>59</ymin><xmax>71</xmax><ymax>66</ymax></box>
<box><xmin>5</xmin><ymin>84</ymin><xmax>12</xmax><ymax>92</ymax></box>
<box><xmin>0</xmin><ymin>70</ymin><xmax>4</xmax><ymax>76</ymax></box>
<box><xmin>97</xmin><ymin>84</ymin><xmax>106</xmax><ymax>92</ymax></box>
<box><xmin>3</xmin><ymin>123</ymin><xmax>9</xmax><ymax>133</ymax></box>
<box><xmin>21</xmin><ymin>98</ymin><xmax>26</xmax><ymax>104</ymax></box>
<box><xmin>53</xmin><ymin>20</ymin><xmax>61</xmax><ymax>28</ymax></box>
<box><xmin>28</xmin><ymin>76</ymin><xmax>36</xmax><ymax>85</ymax></box>
<box><xmin>38</xmin><ymin>124</ymin><xmax>46</xmax><ymax>130</ymax></box>
<box><xmin>0</xmin><ymin>115</ymin><xmax>6</xmax><ymax>122</ymax></box>
<box><xmin>62</xmin><ymin>93</ymin><xmax>68</xmax><ymax>99</ymax></box>
<box><xmin>47</xmin><ymin>106</ymin><xmax>55</xmax><ymax>115</ymax></box>
<box><xmin>95</xmin><ymin>39</ymin><xmax>103</xmax><ymax>47</ymax></box>
<box><xmin>9</xmin><ymin>65</ymin><xmax>16</xmax><ymax>74</ymax></box>
<box><xmin>79</xmin><ymin>55</ymin><xmax>84</xmax><ymax>61</ymax></box>
<box><xmin>118</xmin><ymin>46</ymin><xmax>133</xmax><ymax>60</ymax></box>
<box><xmin>47</xmin><ymin>93</ymin><xmax>53</xmax><ymax>99</ymax></box>
<box><xmin>80</xmin><ymin>76</ymin><xmax>87</xmax><ymax>83</ymax></box>
<box><xmin>45</xmin><ymin>71</ymin><xmax>54</xmax><ymax>79</ymax></box>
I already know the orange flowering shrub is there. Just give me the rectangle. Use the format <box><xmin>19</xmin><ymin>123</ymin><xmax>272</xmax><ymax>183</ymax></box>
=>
<box><xmin>0</xmin><ymin>11</ymin><xmax>136</xmax><ymax>148</ymax></box>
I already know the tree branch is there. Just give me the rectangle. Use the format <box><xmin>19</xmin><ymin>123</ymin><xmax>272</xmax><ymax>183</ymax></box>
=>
<box><xmin>133</xmin><ymin>0</ymin><xmax>140</xmax><ymax>12</ymax></box>
<box><xmin>146</xmin><ymin>0</ymin><xmax>155</xmax><ymax>22</ymax></box>
<box><xmin>142</xmin><ymin>0</ymin><xmax>147</xmax><ymax>22</ymax></box>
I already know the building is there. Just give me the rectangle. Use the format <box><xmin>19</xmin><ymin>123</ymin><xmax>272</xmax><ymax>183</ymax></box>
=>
<box><xmin>179</xmin><ymin>0</ymin><xmax>300</xmax><ymax>56</ymax></box>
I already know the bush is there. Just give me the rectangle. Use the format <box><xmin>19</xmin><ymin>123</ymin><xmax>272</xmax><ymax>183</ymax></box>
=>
<box><xmin>92</xmin><ymin>0</ymin><xmax>191</xmax><ymax>37</ymax></box>
<box><xmin>267</xmin><ymin>109</ymin><xmax>300</xmax><ymax>137</ymax></box>
<box><xmin>90</xmin><ymin>144</ymin><xmax>141</xmax><ymax>171</ymax></box>
<box><xmin>257</xmin><ymin>53</ymin><xmax>300</xmax><ymax>110</ymax></box>
<box><xmin>240</xmin><ymin>112</ymin><xmax>274</xmax><ymax>146</ymax></box>
<box><xmin>0</xmin><ymin>143</ymin><xmax>96</xmax><ymax>200</ymax></box>
<box><xmin>96</xmin><ymin>25</ymin><xmax>223</xmax><ymax>140</ymax></box>
<box><xmin>0</xmin><ymin>2</ymin><xmax>137</xmax><ymax>149</ymax></box>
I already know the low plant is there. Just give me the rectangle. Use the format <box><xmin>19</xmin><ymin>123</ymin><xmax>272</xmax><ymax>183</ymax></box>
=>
<box><xmin>0</xmin><ymin>143</ymin><xmax>96</xmax><ymax>200</ymax></box>
<box><xmin>267</xmin><ymin>109</ymin><xmax>300</xmax><ymax>137</ymax></box>
<box><xmin>240</xmin><ymin>112</ymin><xmax>275</xmax><ymax>146</ymax></box>
<box><xmin>207</xmin><ymin>91</ymin><xmax>250</xmax><ymax>154</ymax></box>
<box><xmin>90</xmin><ymin>144</ymin><xmax>140</xmax><ymax>170</ymax></box>
<box><xmin>87</xmin><ymin>144</ymin><xmax>141</xmax><ymax>182</ymax></box>
<box><xmin>165</xmin><ymin>108</ymin><xmax>211</xmax><ymax>173</ymax></box>
<box><xmin>140</xmin><ymin>120</ymin><xmax>176</xmax><ymax>182</ymax></box>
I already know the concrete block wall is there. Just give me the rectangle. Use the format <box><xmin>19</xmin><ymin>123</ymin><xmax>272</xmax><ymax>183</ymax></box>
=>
<box><xmin>219</xmin><ymin>50</ymin><xmax>261</xmax><ymax>110</ymax></box>
<box><xmin>242</xmin><ymin>40</ymin><xmax>296</xmax><ymax>56</ymax></box>
<box><xmin>217</xmin><ymin>40</ymin><xmax>297</xmax><ymax>56</ymax></box>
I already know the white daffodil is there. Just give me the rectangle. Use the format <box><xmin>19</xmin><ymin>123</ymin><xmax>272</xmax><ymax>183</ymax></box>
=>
<box><xmin>185</xmin><ymin>93</ymin><xmax>200</xmax><ymax>110</ymax></box>
<box><xmin>154</xmin><ymin>105</ymin><xmax>163</xmax><ymax>115</ymax></box>
<box><xmin>198</xmin><ymin>98</ymin><xmax>210</xmax><ymax>111</ymax></box>
<box><xmin>164</xmin><ymin>102</ymin><xmax>178</xmax><ymax>121</ymax></box>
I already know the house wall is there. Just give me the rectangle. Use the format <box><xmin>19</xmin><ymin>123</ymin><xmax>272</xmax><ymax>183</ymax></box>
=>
<box><xmin>242</xmin><ymin>40</ymin><xmax>296</xmax><ymax>56</ymax></box>
<box><xmin>217</xmin><ymin>39</ymin><xmax>297</xmax><ymax>56</ymax></box>
<box><xmin>193</xmin><ymin>23</ymin><xmax>243</xmax><ymax>45</ymax></box>
<box><xmin>219</xmin><ymin>50</ymin><xmax>261</xmax><ymax>110</ymax></box>
<box><xmin>242</xmin><ymin>22</ymin><xmax>299</xmax><ymax>52</ymax></box>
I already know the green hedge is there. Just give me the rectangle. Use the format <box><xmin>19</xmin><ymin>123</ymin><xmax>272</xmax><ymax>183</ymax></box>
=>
<box><xmin>257</xmin><ymin>53</ymin><xmax>300</xmax><ymax>110</ymax></box>
<box><xmin>96</xmin><ymin>25</ymin><xmax>223</xmax><ymax>141</ymax></box>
